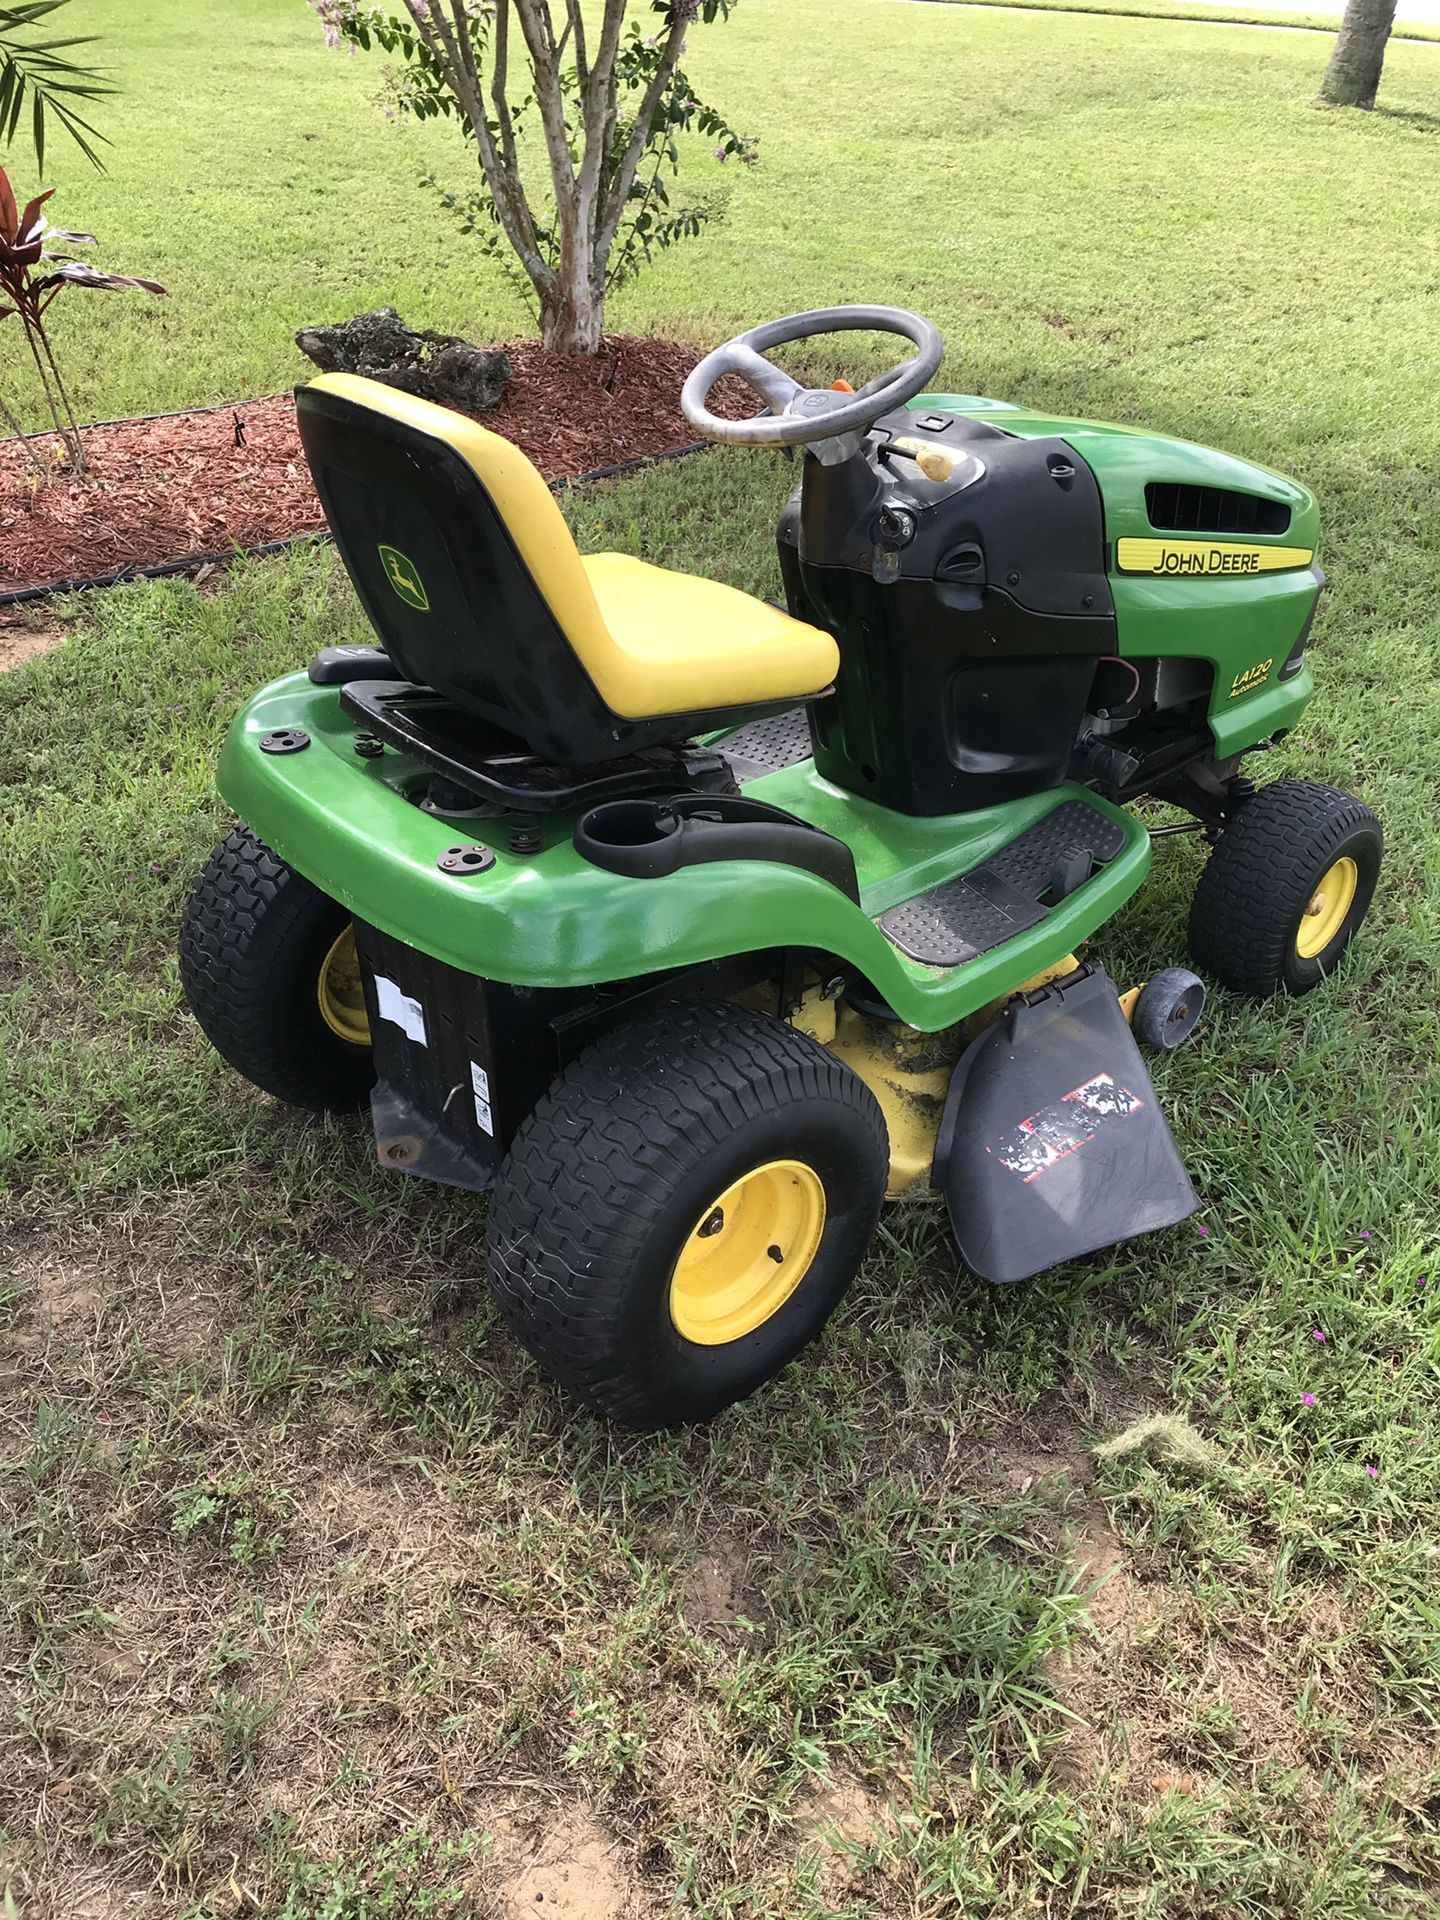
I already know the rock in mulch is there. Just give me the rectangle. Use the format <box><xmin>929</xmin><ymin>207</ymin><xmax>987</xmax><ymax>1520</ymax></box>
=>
<box><xmin>0</xmin><ymin>334</ymin><xmax>751</xmax><ymax>597</ymax></box>
<box><xmin>294</xmin><ymin>307</ymin><xmax>510</xmax><ymax>414</ymax></box>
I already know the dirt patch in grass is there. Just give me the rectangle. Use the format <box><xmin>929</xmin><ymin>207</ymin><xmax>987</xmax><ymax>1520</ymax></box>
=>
<box><xmin>24</xmin><ymin>1257</ymin><xmax>109</xmax><ymax>1334</ymax></box>
<box><xmin>0</xmin><ymin>609</ymin><xmax>69</xmax><ymax>668</ymax></box>
<box><xmin>0</xmin><ymin>336</ymin><xmax>751</xmax><ymax>596</ymax></box>
<box><xmin>682</xmin><ymin>1536</ymin><xmax>753</xmax><ymax>1630</ymax></box>
<box><xmin>792</xmin><ymin>1775</ymin><xmax>893</xmax><ymax>1903</ymax></box>
<box><xmin>492</xmin><ymin>1805</ymin><xmax>648</xmax><ymax>1919</ymax></box>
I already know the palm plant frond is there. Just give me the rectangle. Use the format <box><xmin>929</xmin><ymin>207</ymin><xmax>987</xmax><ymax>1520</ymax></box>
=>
<box><xmin>0</xmin><ymin>2</ymin><xmax>114</xmax><ymax>172</ymax></box>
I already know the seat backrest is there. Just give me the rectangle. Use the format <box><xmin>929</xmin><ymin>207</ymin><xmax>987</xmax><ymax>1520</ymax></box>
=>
<box><xmin>296</xmin><ymin>373</ymin><xmax>641</xmax><ymax>763</ymax></box>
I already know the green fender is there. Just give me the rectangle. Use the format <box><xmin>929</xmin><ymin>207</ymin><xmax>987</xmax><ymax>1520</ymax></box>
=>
<box><xmin>218</xmin><ymin>673</ymin><xmax>1152</xmax><ymax>1032</ymax></box>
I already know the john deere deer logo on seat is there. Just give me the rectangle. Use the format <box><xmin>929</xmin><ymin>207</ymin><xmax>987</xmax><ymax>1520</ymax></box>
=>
<box><xmin>378</xmin><ymin>544</ymin><xmax>429</xmax><ymax>612</ymax></box>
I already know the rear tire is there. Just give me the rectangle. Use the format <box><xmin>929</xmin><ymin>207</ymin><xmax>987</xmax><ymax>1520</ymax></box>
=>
<box><xmin>486</xmin><ymin>1000</ymin><xmax>888</xmax><ymax>1429</ymax></box>
<box><xmin>179</xmin><ymin>823</ymin><xmax>374</xmax><ymax>1110</ymax></box>
<box><xmin>1188</xmin><ymin>780</ymin><xmax>1381</xmax><ymax>997</ymax></box>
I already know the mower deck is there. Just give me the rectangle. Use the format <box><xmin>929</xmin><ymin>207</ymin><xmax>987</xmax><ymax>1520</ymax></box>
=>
<box><xmin>219</xmin><ymin>674</ymin><xmax>1151</xmax><ymax>1031</ymax></box>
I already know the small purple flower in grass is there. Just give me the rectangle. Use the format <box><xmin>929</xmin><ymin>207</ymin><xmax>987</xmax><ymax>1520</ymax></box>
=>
<box><xmin>1301</xmin><ymin>1392</ymin><xmax>1317</xmax><ymax>1407</ymax></box>
<box><xmin>1366</xmin><ymin>1464</ymin><xmax>1379</xmax><ymax>1479</ymax></box>
<box><xmin>1418</xmin><ymin>1276</ymin><xmax>1429</xmax><ymax>1290</ymax></box>
<box><xmin>1311</xmin><ymin>1329</ymin><xmax>1326</xmax><ymax>1342</ymax></box>
<box><xmin>1197</xmin><ymin>1225</ymin><xmax>1210</xmax><ymax>1238</ymax></box>
<box><xmin>1359</xmin><ymin>1230</ymin><xmax>1370</xmax><ymax>1241</ymax></box>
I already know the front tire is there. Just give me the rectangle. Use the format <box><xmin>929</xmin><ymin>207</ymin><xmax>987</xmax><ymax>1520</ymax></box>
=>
<box><xmin>486</xmin><ymin>1000</ymin><xmax>889</xmax><ymax>1429</ymax></box>
<box><xmin>1188</xmin><ymin>780</ymin><xmax>1382</xmax><ymax>997</ymax></box>
<box><xmin>179</xmin><ymin>823</ymin><xmax>374</xmax><ymax>1110</ymax></box>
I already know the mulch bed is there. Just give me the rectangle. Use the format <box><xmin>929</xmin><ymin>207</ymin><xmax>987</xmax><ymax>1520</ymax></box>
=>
<box><xmin>0</xmin><ymin>334</ymin><xmax>748</xmax><ymax>597</ymax></box>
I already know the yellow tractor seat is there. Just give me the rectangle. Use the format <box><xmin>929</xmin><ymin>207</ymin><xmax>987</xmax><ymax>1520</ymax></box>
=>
<box><xmin>578</xmin><ymin>551</ymin><xmax>836</xmax><ymax>719</ymax></box>
<box><xmin>295</xmin><ymin>373</ymin><xmax>839</xmax><ymax>765</ymax></box>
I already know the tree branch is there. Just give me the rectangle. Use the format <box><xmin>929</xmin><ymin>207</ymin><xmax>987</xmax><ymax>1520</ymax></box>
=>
<box><xmin>511</xmin><ymin>0</ymin><xmax>585</xmax><ymax>311</ymax></box>
<box><xmin>593</xmin><ymin>10</ymin><xmax>689</xmax><ymax>278</ymax></box>
<box><xmin>512</xmin><ymin>0</ymin><xmax>580</xmax><ymax>206</ymax></box>
<box><xmin>401</xmin><ymin>0</ymin><xmax>555</xmax><ymax>295</ymax></box>
<box><xmin>489</xmin><ymin>0</ymin><xmax>521</xmax><ymax>182</ymax></box>
<box><xmin>562</xmin><ymin>0</ymin><xmax>589</xmax><ymax>82</ymax></box>
<box><xmin>574</xmin><ymin>0</ymin><xmax>628</xmax><ymax>260</ymax></box>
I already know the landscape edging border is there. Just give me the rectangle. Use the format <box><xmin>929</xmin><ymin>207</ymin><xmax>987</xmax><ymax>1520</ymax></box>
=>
<box><xmin>0</xmin><ymin>438</ymin><xmax>712</xmax><ymax>608</ymax></box>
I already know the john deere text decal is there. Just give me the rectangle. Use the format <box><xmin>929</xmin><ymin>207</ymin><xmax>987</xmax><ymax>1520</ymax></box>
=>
<box><xmin>1116</xmin><ymin>538</ymin><xmax>1313</xmax><ymax>577</ymax></box>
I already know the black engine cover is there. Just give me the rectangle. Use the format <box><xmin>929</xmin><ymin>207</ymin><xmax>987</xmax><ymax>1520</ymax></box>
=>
<box><xmin>778</xmin><ymin>409</ymin><xmax>1117</xmax><ymax>816</ymax></box>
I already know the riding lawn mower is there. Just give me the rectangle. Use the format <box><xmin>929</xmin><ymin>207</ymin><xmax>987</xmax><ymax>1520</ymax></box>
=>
<box><xmin>179</xmin><ymin>305</ymin><xmax>1382</xmax><ymax>1428</ymax></box>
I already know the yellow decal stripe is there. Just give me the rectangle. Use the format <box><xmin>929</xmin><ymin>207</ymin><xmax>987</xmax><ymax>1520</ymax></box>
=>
<box><xmin>1117</xmin><ymin>537</ymin><xmax>1314</xmax><ymax>578</ymax></box>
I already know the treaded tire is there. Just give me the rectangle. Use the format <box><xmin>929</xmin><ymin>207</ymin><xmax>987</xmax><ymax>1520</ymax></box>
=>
<box><xmin>1188</xmin><ymin>779</ymin><xmax>1382</xmax><ymax>997</ymax></box>
<box><xmin>486</xmin><ymin>999</ymin><xmax>889</xmax><ymax>1429</ymax></box>
<box><xmin>179</xmin><ymin>823</ymin><xmax>374</xmax><ymax>1110</ymax></box>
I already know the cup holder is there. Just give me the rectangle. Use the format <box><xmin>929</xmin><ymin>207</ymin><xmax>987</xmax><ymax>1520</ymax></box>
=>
<box><xmin>573</xmin><ymin>791</ymin><xmax>860</xmax><ymax>899</ymax></box>
<box><xmin>577</xmin><ymin>799</ymin><xmax>681</xmax><ymax>853</ymax></box>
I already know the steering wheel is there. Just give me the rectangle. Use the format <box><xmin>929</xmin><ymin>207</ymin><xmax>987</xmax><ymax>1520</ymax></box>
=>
<box><xmin>680</xmin><ymin>304</ymin><xmax>944</xmax><ymax>452</ymax></box>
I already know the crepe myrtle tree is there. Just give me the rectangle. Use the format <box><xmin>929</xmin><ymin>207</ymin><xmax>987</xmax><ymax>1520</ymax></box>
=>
<box><xmin>1319</xmin><ymin>0</ymin><xmax>1399</xmax><ymax>107</ymax></box>
<box><xmin>311</xmin><ymin>0</ymin><xmax>754</xmax><ymax>356</ymax></box>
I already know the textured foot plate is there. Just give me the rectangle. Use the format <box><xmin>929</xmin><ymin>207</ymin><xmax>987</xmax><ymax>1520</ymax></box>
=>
<box><xmin>721</xmin><ymin>707</ymin><xmax>814</xmax><ymax>780</ymax></box>
<box><xmin>879</xmin><ymin>799</ymin><xmax>1128</xmax><ymax>967</ymax></box>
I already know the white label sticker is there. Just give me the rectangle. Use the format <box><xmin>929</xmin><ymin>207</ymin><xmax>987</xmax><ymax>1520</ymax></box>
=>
<box><xmin>471</xmin><ymin>1061</ymin><xmax>494</xmax><ymax>1137</ymax></box>
<box><xmin>373</xmin><ymin>975</ymin><xmax>428</xmax><ymax>1046</ymax></box>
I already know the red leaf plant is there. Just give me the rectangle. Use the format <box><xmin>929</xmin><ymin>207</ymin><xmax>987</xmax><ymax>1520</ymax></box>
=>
<box><xmin>1</xmin><ymin>159</ymin><xmax>164</xmax><ymax>475</ymax></box>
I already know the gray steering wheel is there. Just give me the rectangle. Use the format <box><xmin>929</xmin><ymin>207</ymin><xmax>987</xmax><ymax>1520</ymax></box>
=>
<box><xmin>681</xmin><ymin>304</ymin><xmax>944</xmax><ymax>450</ymax></box>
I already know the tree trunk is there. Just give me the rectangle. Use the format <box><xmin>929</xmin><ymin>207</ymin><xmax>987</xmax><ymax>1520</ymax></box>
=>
<box><xmin>1320</xmin><ymin>0</ymin><xmax>1400</xmax><ymax>107</ymax></box>
<box><xmin>539</xmin><ymin>282</ymin><xmax>605</xmax><ymax>356</ymax></box>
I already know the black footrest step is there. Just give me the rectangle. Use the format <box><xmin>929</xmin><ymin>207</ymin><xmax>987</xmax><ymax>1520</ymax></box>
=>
<box><xmin>879</xmin><ymin>800</ymin><xmax>1128</xmax><ymax>967</ymax></box>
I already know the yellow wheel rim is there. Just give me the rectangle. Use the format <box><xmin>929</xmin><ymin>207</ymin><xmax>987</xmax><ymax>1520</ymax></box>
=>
<box><xmin>316</xmin><ymin>925</ymin><xmax>371</xmax><ymax>1046</ymax></box>
<box><xmin>1295</xmin><ymin>856</ymin><xmax>1359</xmax><ymax>960</ymax></box>
<box><xmin>669</xmin><ymin>1160</ymin><xmax>826</xmax><ymax>1347</ymax></box>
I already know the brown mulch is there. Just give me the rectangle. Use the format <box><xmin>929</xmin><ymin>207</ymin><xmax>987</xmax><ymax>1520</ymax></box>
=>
<box><xmin>0</xmin><ymin>334</ymin><xmax>749</xmax><ymax>597</ymax></box>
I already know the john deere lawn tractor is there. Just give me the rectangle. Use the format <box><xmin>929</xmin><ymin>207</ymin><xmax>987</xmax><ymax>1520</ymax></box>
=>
<box><xmin>180</xmin><ymin>305</ymin><xmax>1381</xmax><ymax>1428</ymax></box>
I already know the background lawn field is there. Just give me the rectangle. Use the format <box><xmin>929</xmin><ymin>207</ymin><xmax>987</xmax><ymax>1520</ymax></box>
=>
<box><xmin>3</xmin><ymin>2</ymin><xmax>1440</xmax><ymax>1916</ymax></box>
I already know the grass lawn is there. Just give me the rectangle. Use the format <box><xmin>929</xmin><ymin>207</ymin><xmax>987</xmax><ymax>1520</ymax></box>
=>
<box><xmin>3</xmin><ymin>1</ymin><xmax>1440</xmax><ymax>1915</ymax></box>
<box><xmin>9</xmin><ymin>0</ymin><xmax>1440</xmax><ymax>426</ymax></box>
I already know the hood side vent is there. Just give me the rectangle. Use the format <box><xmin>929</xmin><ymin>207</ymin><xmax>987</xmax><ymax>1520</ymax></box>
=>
<box><xmin>1146</xmin><ymin>482</ymin><xmax>1291</xmax><ymax>537</ymax></box>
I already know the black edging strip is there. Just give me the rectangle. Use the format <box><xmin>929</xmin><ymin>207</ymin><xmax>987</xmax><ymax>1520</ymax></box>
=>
<box><xmin>0</xmin><ymin>392</ymin><xmax>294</xmax><ymax>441</ymax></box>
<box><xmin>0</xmin><ymin>438</ymin><xmax>712</xmax><ymax>608</ymax></box>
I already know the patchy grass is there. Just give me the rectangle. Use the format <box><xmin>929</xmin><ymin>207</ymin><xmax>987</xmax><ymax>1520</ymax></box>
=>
<box><xmin>3</xmin><ymin>432</ymin><xmax>1439</xmax><ymax>1913</ymax></box>
<box><xmin>3</xmin><ymin>2</ymin><xmax>1440</xmax><ymax>1914</ymax></box>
